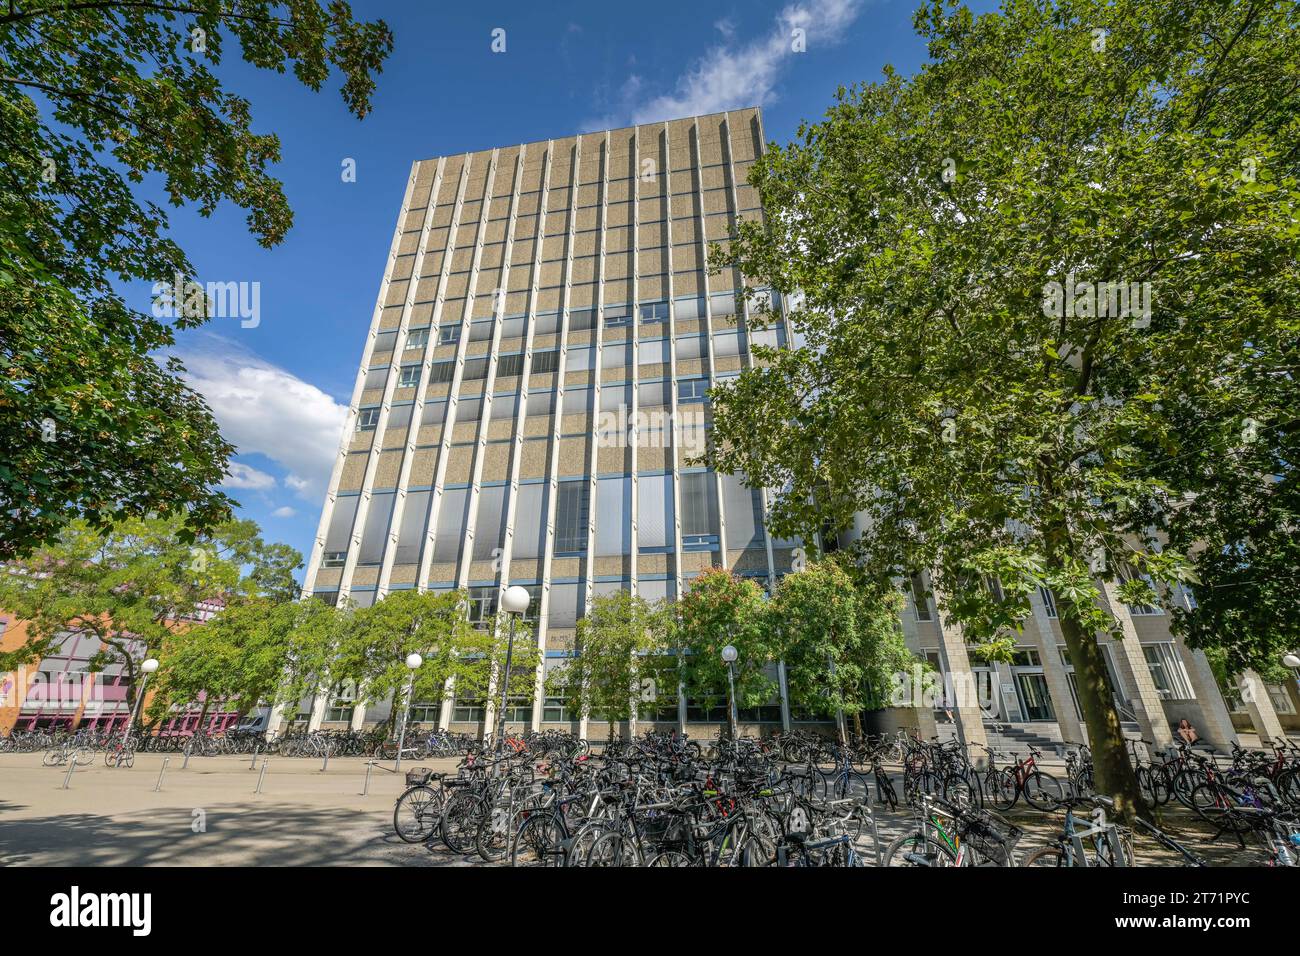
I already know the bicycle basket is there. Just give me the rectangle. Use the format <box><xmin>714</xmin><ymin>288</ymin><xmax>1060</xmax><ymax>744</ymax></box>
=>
<box><xmin>639</xmin><ymin>811</ymin><xmax>689</xmax><ymax>846</ymax></box>
<box><xmin>961</xmin><ymin>810</ymin><xmax>1022</xmax><ymax>865</ymax></box>
<box><xmin>405</xmin><ymin>767</ymin><xmax>434</xmax><ymax>787</ymax></box>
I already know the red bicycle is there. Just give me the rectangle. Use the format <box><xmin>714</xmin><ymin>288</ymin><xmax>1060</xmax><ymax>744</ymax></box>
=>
<box><xmin>981</xmin><ymin>745</ymin><xmax>1063</xmax><ymax>811</ymax></box>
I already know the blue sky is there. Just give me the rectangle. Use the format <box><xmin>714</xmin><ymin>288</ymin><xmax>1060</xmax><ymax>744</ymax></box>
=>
<box><xmin>153</xmin><ymin>0</ymin><xmax>994</xmax><ymax>579</ymax></box>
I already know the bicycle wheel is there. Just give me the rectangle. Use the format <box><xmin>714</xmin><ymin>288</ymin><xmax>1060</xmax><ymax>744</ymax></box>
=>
<box><xmin>587</xmin><ymin>831</ymin><xmax>638</xmax><ymax>867</ymax></box>
<box><xmin>942</xmin><ymin>770</ymin><xmax>980</xmax><ymax>808</ymax></box>
<box><xmin>42</xmin><ymin>750</ymin><xmax>61</xmax><ymax>767</ymax></box>
<box><xmin>1023</xmin><ymin>845</ymin><xmax>1068</xmax><ymax>867</ymax></box>
<box><xmin>836</xmin><ymin>771</ymin><xmax>872</xmax><ymax>803</ymax></box>
<box><xmin>439</xmin><ymin>793</ymin><xmax>486</xmax><ymax>854</ymax></box>
<box><xmin>510</xmin><ymin>813</ymin><xmax>566</xmax><ymax>867</ymax></box>
<box><xmin>475</xmin><ymin>803</ymin><xmax>517</xmax><ymax>863</ymax></box>
<box><xmin>1023</xmin><ymin>771</ymin><xmax>1063</xmax><ymax>811</ymax></box>
<box><xmin>984</xmin><ymin>769</ymin><xmax>1018</xmax><ymax>810</ymax></box>
<box><xmin>646</xmin><ymin>850</ymin><xmax>694</xmax><ymax>867</ymax></box>
<box><xmin>883</xmin><ymin>832</ymin><xmax>959</xmax><ymax>867</ymax></box>
<box><xmin>875</xmin><ymin>767</ymin><xmax>898</xmax><ymax>810</ymax></box>
<box><xmin>567</xmin><ymin>821</ymin><xmax>617</xmax><ymax>867</ymax></box>
<box><xmin>1135</xmin><ymin>767</ymin><xmax>1160</xmax><ymax>808</ymax></box>
<box><xmin>393</xmin><ymin>786</ymin><xmax>441</xmax><ymax>843</ymax></box>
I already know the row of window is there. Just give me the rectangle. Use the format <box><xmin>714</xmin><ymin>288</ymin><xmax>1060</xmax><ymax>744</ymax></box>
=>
<box><xmin>355</xmin><ymin>376</ymin><xmax>714</xmax><ymax>432</ymax></box>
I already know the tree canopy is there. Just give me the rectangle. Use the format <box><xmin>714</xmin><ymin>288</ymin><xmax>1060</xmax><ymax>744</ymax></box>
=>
<box><xmin>0</xmin><ymin>1</ymin><xmax>393</xmax><ymax>559</ymax></box>
<box><xmin>708</xmin><ymin>0</ymin><xmax>1299</xmax><ymax>818</ymax></box>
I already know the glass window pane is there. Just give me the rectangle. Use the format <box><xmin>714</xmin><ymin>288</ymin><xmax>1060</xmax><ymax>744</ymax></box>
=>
<box><xmin>395</xmin><ymin>490</ymin><xmax>431</xmax><ymax>565</ymax></box>
<box><xmin>637</xmin><ymin>474</ymin><xmax>672</xmax><ymax>549</ymax></box>
<box><xmin>595</xmin><ymin>477</ymin><xmax>631</xmax><ymax>557</ymax></box>
<box><xmin>513</xmin><ymin>484</ymin><xmax>546</xmax><ymax>559</ymax></box>
<box><xmin>358</xmin><ymin>492</ymin><xmax>395</xmax><ymax>565</ymax></box>
<box><xmin>433</xmin><ymin>488</ymin><xmax>469</xmax><ymax>563</ymax></box>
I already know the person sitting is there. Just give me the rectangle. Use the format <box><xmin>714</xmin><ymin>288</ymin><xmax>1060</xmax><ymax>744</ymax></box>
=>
<box><xmin>1176</xmin><ymin>718</ymin><xmax>1199</xmax><ymax>746</ymax></box>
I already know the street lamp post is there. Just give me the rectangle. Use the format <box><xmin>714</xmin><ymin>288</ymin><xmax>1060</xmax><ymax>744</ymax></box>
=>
<box><xmin>721</xmin><ymin>644</ymin><xmax>739</xmax><ymax>740</ymax></box>
<box><xmin>1283</xmin><ymin>653</ymin><xmax>1300</xmax><ymax>669</ymax></box>
<box><xmin>121</xmin><ymin>657</ymin><xmax>159</xmax><ymax>750</ymax></box>
<box><xmin>495</xmin><ymin>586</ymin><xmax>532</xmax><ymax>754</ymax></box>
<box><xmin>394</xmin><ymin>653</ymin><xmax>422</xmax><ymax>774</ymax></box>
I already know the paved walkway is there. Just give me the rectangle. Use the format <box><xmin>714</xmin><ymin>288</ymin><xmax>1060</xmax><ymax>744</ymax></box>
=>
<box><xmin>0</xmin><ymin>753</ymin><xmax>469</xmax><ymax>867</ymax></box>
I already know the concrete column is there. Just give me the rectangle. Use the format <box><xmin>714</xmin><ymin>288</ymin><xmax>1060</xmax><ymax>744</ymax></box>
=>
<box><xmin>1098</xmin><ymin>581</ymin><xmax>1174</xmax><ymax>749</ymax></box>
<box><xmin>349</xmin><ymin>701</ymin><xmax>368</xmax><ymax>732</ymax></box>
<box><xmin>1182</xmin><ymin>647</ymin><xmax>1239</xmax><ymax>749</ymax></box>
<box><xmin>777</xmin><ymin>661</ymin><xmax>792</xmax><ymax>732</ymax></box>
<box><xmin>1240</xmin><ymin>669</ymin><xmax>1285</xmax><ymax>744</ymax></box>
<box><xmin>1027</xmin><ymin>596</ymin><xmax>1084</xmax><ymax>743</ymax></box>
<box><xmin>436</xmin><ymin>676</ymin><xmax>454</xmax><ymax>731</ymax></box>
<box><xmin>265</xmin><ymin>702</ymin><xmax>286</xmax><ymax>738</ymax></box>
<box><xmin>307</xmin><ymin>690</ymin><xmax>327</xmax><ymax>732</ymax></box>
<box><xmin>927</xmin><ymin>580</ymin><xmax>988</xmax><ymax>756</ymax></box>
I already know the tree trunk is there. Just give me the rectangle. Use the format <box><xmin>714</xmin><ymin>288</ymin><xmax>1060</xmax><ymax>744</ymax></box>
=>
<box><xmin>1054</xmin><ymin>595</ymin><xmax>1148</xmax><ymax>823</ymax></box>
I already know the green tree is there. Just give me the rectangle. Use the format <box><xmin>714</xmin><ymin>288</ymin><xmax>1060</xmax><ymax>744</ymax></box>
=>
<box><xmin>0</xmin><ymin>1</ymin><xmax>393</xmax><ymax>559</ymax></box>
<box><xmin>709</xmin><ymin>0</ymin><xmax>1299</xmax><ymax>819</ymax></box>
<box><xmin>0</xmin><ymin>514</ymin><xmax>302</xmax><ymax>717</ymax></box>
<box><xmin>673</xmin><ymin>568</ymin><xmax>775</xmax><ymax>729</ymax></box>
<box><xmin>335</xmin><ymin>589</ymin><xmax>484</xmax><ymax>737</ymax></box>
<box><xmin>545</xmin><ymin>590</ymin><xmax>672</xmax><ymax>740</ymax></box>
<box><xmin>148</xmin><ymin>594</ymin><xmax>331</xmax><ymax>731</ymax></box>
<box><xmin>772</xmin><ymin>556</ymin><xmax>915</xmax><ymax>739</ymax></box>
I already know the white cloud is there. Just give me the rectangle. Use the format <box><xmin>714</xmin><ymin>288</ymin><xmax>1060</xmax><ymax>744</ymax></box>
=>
<box><xmin>592</xmin><ymin>0</ymin><xmax>865</xmax><ymax>129</ymax></box>
<box><xmin>271</xmin><ymin>506</ymin><xmax>298</xmax><ymax>518</ymax></box>
<box><xmin>220</xmin><ymin>461</ymin><xmax>277</xmax><ymax>491</ymax></box>
<box><xmin>173</xmin><ymin>334</ymin><xmax>347</xmax><ymax>502</ymax></box>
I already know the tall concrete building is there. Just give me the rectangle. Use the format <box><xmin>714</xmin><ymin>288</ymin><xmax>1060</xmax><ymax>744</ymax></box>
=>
<box><xmin>288</xmin><ymin>107</ymin><xmax>1296</xmax><ymax>752</ymax></box>
<box><xmin>297</xmin><ymin>107</ymin><xmax>802</xmax><ymax>739</ymax></box>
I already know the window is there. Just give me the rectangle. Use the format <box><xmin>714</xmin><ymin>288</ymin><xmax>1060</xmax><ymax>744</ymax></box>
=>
<box><xmin>909</xmin><ymin>574</ymin><xmax>932</xmax><ymax>621</ymax></box>
<box><xmin>1267</xmin><ymin>684</ymin><xmax>1296</xmax><ymax>715</ymax></box>
<box><xmin>1039</xmin><ymin>586</ymin><xmax>1058</xmax><ymax>618</ymax></box>
<box><xmin>438</xmin><ymin>325</ymin><xmax>461</xmax><ymax>345</ymax></box>
<box><xmin>323</xmin><ymin>551</ymin><xmax>346</xmax><ymax>568</ymax></box>
<box><xmin>497</xmin><ymin>353</ymin><xmax>524</xmax><ymax>377</ymax></box>
<box><xmin>531</xmin><ymin>350</ymin><xmax>559</xmax><ymax>374</ymax></box>
<box><xmin>637</xmin><ymin>474</ymin><xmax>673</xmax><ymax>550</ymax></box>
<box><xmin>405</xmin><ymin>328</ymin><xmax>429</xmax><ymax>351</ymax></box>
<box><xmin>429</xmin><ymin>361</ymin><xmax>455</xmax><ymax>383</ymax></box>
<box><xmin>452</xmin><ymin>698</ymin><xmax>485</xmax><ymax>722</ymax></box>
<box><xmin>398</xmin><ymin>365</ymin><xmax>421</xmax><ymax>388</ymax></box>
<box><xmin>356</xmin><ymin>407</ymin><xmax>380</xmax><ymax>431</ymax></box>
<box><xmin>1009</xmin><ymin>647</ymin><xmax>1042</xmax><ymax>667</ymax></box>
<box><xmin>357</xmin><ymin>492</ymin><xmax>395</xmax><ymax>565</ymax></box>
<box><xmin>466</xmin><ymin>586</ymin><xmax>498</xmax><ymax>626</ymax></box>
<box><xmin>720</xmin><ymin>474</ymin><xmax>764</xmax><ymax>548</ymax></box>
<box><xmin>679</xmin><ymin>471</ymin><xmax>717</xmax><ymax>542</ymax></box>
<box><xmin>604</xmin><ymin>311</ymin><xmax>631</xmax><ymax>328</ymax></box>
<box><xmin>325</xmin><ymin>682</ymin><xmax>356</xmax><ymax>723</ymax></box>
<box><xmin>678</xmin><ymin>378</ymin><xmax>708</xmax><ymax>403</ymax></box>
<box><xmin>394</xmin><ymin>489</ymin><xmax>431</xmax><ymax>565</ymax></box>
<box><xmin>639</xmin><ymin>302</ymin><xmax>668</xmax><ymax>324</ymax></box>
<box><xmin>543</xmin><ymin>696</ymin><xmax>572</xmax><ymax>722</ymax></box>
<box><xmin>1122</xmin><ymin>568</ymin><xmax>1163</xmax><ymax>615</ymax></box>
<box><xmin>595</xmin><ymin>477</ymin><xmax>631</xmax><ymax>556</ymax></box>
<box><xmin>513</xmin><ymin>484</ymin><xmax>546</xmax><ymax>558</ymax></box>
<box><xmin>408</xmin><ymin>700</ymin><xmax>441</xmax><ymax>724</ymax></box>
<box><xmin>1142</xmin><ymin>643</ymin><xmax>1195</xmax><ymax>700</ymax></box>
<box><xmin>555</xmin><ymin>482</ymin><xmax>590</xmax><ymax>553</ymax></box>
<box><xmin>464</xmin><ymin>357</ymin><xmax>489</xmax><ymax>380</ymax></box>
